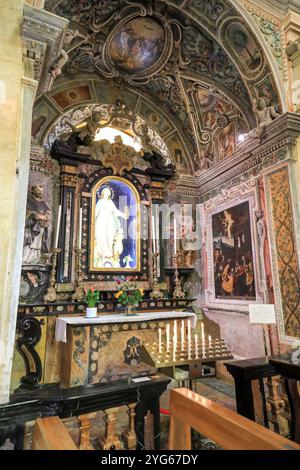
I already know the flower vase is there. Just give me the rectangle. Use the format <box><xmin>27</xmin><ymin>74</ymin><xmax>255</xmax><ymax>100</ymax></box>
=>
<box><xmin>86</xmin><ymin>307</ymin><xmax>97</xmax><ymax>318</ymax></box>
<box><xmin>126</xmin><ymin>305</ymin><xmax>137</xmax><ymax>316</ymax></box>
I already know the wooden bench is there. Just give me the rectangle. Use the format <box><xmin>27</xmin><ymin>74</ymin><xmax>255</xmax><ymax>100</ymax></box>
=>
<box><xmin>32</xmin><ymin>416</ymin><xmax>77</xmax><ymax>450</ymax></box>
<box><xmin>168</xmin><ymin>388</ymin><xmax>300</xmax><ymax>450</ymax></box>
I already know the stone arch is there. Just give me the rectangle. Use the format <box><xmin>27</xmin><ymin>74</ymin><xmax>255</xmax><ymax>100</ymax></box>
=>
<box><xmin>32</xmin><ymin>76</ymin><xmax>195</xmax><ymax>174</ymax></box>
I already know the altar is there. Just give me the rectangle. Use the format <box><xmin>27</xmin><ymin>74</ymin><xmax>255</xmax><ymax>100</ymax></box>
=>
<box><xmin>55</xmin><ymin>311</ymin><xmax>196</xmax><ymax>388</ymax></box>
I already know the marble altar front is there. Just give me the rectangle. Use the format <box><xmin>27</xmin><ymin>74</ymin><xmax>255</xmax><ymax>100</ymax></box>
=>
<box><xmin>58</xmin><ymin>311</ymin><xmax>196</xmax><ymax>388</ymax></box>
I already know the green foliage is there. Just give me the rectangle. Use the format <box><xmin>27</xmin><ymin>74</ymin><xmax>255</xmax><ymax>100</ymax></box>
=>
<box><xmin>83</xmin><ymin>287</ymin><xmax>100</xmax><ymax>308</ymax></box>
<box><xmin>115</xmin><ymin>279</ymin><xmax>144</xmax><ymax>307</ymax></box>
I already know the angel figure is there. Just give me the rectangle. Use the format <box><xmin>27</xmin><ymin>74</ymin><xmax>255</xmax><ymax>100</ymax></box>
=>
<box><xmin>248</xmin><ymin>97</ymin><xmax>280</xmax><ymax>139</ymax></box>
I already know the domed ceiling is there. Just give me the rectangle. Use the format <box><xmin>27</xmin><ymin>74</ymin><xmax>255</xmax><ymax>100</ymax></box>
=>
<box><xmin>42</xmin><ymin>0</ymin><xmax>282</xmax><ymax>175</ymax></box>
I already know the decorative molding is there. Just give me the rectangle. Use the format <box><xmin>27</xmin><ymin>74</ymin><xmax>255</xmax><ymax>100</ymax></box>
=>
<box><xmin>198</xmin><ymin>113</ymin><xmax>300</xmax><ymax>200</ymax></box>
<box><xmin>23</xmin><ymin>3</ymin><xmax>69</xmax><ymax>97</ymax></box>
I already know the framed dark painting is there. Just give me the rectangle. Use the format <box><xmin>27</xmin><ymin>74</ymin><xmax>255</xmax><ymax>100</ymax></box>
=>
<box><xmin>212</xmin><ymin>201</ymin><xmax>256</xmax><ymax>301</ymax></box>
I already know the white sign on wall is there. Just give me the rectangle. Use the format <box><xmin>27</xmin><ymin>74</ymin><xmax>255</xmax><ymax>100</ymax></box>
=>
<box><xmin>249</xmin><ymin>304</ymin><xmax>276</xmax><ymax>325</ymax></box>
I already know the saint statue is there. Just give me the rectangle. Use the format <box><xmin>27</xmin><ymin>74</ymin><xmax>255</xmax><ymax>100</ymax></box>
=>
<box><xmin>94</xmin><ymin>187</ymin><xmax>129</xmax><ymax>268</ymax></box>
<box><xmin>23</xmin><ymin>185</ymin><xmax>50</xmax><ymax>265</ymax></box>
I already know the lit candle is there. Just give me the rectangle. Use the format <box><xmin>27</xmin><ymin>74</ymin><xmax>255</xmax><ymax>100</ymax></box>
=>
<box><xmin>166</xmin><ymin>324</ymin><xmax>170</xmax><ymax>352</ymax></box>
<box><xmin>78</xmin><ymin>207</ymin><xmax>82</xmax><ymax>249</ymax></box>
<box><xmin>181</xmin><ymin>320</ymin><xmax>185</xmax><ymax>350</ymax></box>
<box><xmin>195</xmin><ymin>334</ymin><xmax>199</xmax><ymax>359</ymax></box>
<box><xmin>152</xmin><ymin>215</ymin><xmax>156</xmax><ymax>253</ymax></box>
<box><xmin>201</xmin><ymin>322</ymin><xmax>206</xmax><ymax>358</ymax></box>
<box><xmin>54</xmin><ymin>205</ymin><xmax>62</xmax><ymax>248</ymax></box>
<box><xmin>173</xmin><ymin>320</ymin><xmax>177</xmax><ymax>349</ymax></box>
<box><xmin>158</xmin><ymin>328</ymin><xmax>162</xmax><ymax>354</ymax></box>
<box><xmin>209</xmin><ymin>335</ymin><xmax>212</xmax><ymax>350</ymax></box>
<box><xmin>174</xmin><ymin>217</ymin><xmax>177</xmax><ymax>254</ymax></box>
<box><xmin>201</xmin><ymin>322</ymin><xmax>205</xmax><ymax>342</ymax></box>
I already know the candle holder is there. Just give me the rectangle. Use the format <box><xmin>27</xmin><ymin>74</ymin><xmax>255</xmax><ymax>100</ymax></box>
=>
<box><xmin>72</xmin><ymin>248</ymin><xmax>86</xmax><ymax>301</ymax></box>
<box><xmin>173</xmin><ymin>254</ymin><xmax>185</xmax><ymax>299</ymax></box>
<box><xmin>44</xmin><ymin>248</ymin><xmax>61</xmax><ymax>303</ymax></box>
<box><xmin>150</xmin><ymin>253</ymin><xmax>164</xmax><ymax>299</ymax></box>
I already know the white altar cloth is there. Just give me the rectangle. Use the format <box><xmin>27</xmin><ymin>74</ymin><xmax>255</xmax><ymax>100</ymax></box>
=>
<box><xmin>55</xmin><ymin>311</ymin><xmax>197</xmax><ymax>343</ymax></box>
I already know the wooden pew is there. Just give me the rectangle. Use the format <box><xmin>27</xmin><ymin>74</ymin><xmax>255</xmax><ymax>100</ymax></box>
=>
<box><xmin>168</xmin><ymin>388</ymin><xmax>300</xmax><ymax>450</ymax></box>
<box><xmin>32</xmin><ymin>416</ymin><xmax>77</xmax><ymax>450</ymax></box>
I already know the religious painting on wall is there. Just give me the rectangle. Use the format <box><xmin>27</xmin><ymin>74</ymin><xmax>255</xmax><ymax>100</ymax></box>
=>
<box><xmin>226</xmin><ymin>22</ymin><xmax>262</xmax><ymax>72</ymax></box>
<box><xmin>212</xmin><ymin>201</ymin><xmax>256</xmax><ymax>300</ymax></box>
<box><xmin>110</xmin><ymin>17</ymin><xmax>165</xmax><ymax>73</ymax></box>
<box><xmin>90</xmin><ymin>176</ymin><xmax>140</xmax><ymax>271</ymax></box>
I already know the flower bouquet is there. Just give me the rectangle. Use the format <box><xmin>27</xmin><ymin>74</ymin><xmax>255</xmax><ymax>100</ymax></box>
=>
<box><xmin>115</xmin><ymin>278</ymin><xmax>144</xmax><ymax>316</ymax></box>
<box><xmin>83</xmin><ymin>287</ymin><xmax>101</xmax><ymax>318</ymax></box>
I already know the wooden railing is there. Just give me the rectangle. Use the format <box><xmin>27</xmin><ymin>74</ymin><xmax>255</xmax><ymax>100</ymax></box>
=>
<box><xmin>168</xmin><ymin>388</ymin><xmax>300</xmax><ymax>450</ymax></box>
<box><xmin>32</xmin><ymin>417</ymin><xmax>77</xmax><ymax>450</ymax></box>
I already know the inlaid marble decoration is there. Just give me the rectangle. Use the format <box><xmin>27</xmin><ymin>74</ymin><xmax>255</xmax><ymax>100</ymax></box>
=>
<box><xmin>269</xmin><ymin>169</ymin><xmax>300</xmax><ymax>338</ymax></box>
<box><xmin>110</xmin><ymin>17</ymin><xmax>165</xmax><ymax>73</ymax></box>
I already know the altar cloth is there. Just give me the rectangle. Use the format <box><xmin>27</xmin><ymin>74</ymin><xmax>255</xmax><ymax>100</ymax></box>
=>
<box><xmin>55</xmin><ymin>311</ymin><xmax>197</xmax><ymax>343</ymax></box>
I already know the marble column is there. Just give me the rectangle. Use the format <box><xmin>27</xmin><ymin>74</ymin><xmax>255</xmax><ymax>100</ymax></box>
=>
<box><xmin>0</xmin><ymin>1</ymin><xmax>37</xmax><ymax>404</ymax></box>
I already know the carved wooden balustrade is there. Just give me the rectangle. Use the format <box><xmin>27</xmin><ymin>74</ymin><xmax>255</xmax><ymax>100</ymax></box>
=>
<box><xmin>225</xmin><ymin>357</ymin><xmax>300</xmax><ymax>442</ymax></box>
<box><xmin>31</xmin><ymin>405</ymin><xmax>146</xmax><ymax>450</ymax></box>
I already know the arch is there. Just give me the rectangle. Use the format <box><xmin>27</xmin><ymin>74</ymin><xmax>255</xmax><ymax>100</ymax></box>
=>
<box><xmin>230</xmin><ymin>0</ymin><xmax>287</xmax><ymax>112</ymax></box>
<box><xmin>33</xmin><ymin>77</ymin><xmax>195</xmax><ymax>174</ymax></box>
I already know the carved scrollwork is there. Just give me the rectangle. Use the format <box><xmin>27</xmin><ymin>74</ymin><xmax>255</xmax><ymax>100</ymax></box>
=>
<box><xmin>17</xmin><ymin>316</ymin><xmax>43</xmax><ymax>387</ymax></box>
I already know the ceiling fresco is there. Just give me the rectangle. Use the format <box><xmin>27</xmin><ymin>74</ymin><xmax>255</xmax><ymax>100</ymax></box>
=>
<box><xmin>43</xmin><ymin>0</ymin><xmax>282</xmax><ymax>175</ymax></box>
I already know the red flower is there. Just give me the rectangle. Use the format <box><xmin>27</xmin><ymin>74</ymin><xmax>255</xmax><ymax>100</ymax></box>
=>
<box><xmin>116</xmin><ymin>280</ymin><xmax>121</xmax><ymax>285</ymax></box>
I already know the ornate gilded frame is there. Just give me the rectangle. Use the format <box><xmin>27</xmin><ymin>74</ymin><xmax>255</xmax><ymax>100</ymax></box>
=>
<box><xmin>89</xmin><ymin>175</ymin><xmax>141</xmax><ymax>272</ymax></box>
<box><xmin>81</xmin><ymin>168</ymin><xmax>149</xmax><ymax>282</ymax></box>
<box><xmin>203</xmin><ymin>183</ymin><xmax>265</xmax><ymax>312</ymax></box>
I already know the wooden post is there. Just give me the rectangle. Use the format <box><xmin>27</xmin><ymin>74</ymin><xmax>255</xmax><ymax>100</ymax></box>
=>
<box><xmin>78</xmin><ymin>413</ymin><xmax>96</xmax><ymax>450</ymax></box>
<box><xmin>122</xmin><ymin>403</ymin><xmax>137</xmax><ymax>450</ymax></box>
<box><xmin>100</xmin><ymin>407</ymin><xmax>123</xmax><ymax>450</ymax></box>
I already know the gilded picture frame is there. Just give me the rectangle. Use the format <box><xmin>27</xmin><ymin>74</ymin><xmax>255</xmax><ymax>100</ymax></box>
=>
<box><xmin>89</xmin><ymin>175</ymin><xmax>141</xmax><ymax>272</ymax></box>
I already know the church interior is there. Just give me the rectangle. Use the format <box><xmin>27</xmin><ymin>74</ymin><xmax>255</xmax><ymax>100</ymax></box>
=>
<box><xmin>1</xmin><ymin>0</ymin><xmax>300</xmax><ymax>452</ymax></box>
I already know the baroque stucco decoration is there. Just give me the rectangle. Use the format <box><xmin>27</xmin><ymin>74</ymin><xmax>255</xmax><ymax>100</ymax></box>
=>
<box><xmin>43</xmin><ymin>0</ymin><xmax>283</xmax><ymax>174</ymax></box>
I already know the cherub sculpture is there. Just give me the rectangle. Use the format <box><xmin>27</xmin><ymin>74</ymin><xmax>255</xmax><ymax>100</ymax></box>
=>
<box><xmin>248</xmin><ymin>97</ymin><xmax>280</xmax><ymax>140</ymax></box>
<box><xmin>51</xmin><ymin>50</ymin><xmax>69</xmax><ymax>78</ymax></box>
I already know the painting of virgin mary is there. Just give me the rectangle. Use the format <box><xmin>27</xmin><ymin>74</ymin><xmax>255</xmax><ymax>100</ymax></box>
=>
<box><xmin>90</xmin><ymin>177</ymin><xmax>140</xmax><ymax>271</ymax></box>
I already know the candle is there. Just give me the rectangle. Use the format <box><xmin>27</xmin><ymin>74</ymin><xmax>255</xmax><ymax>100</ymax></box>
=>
<box><xmin>201</xmin><ymin>323</ymin><xmax>206</xmax><ymax>358</ymax></box>
<box><xmin>208</xmin><ymin>335</ymin><xmax>212</xmax><ymax>350</ymax></box>
<box><xmin>54</xmin><ymin>205</ymin><xmax>62</xmax><ymax>248</ymax></box>
<box><xmin>188</xmin><ymin>338</ymin><xmax>191</xmax><ymax>360</ymax></box>
<box><xmin>181</xmin><ymin>320</ymin><xmax>185</xmax><ymax>350</ymax></box>
<box><xmin>152</xmin><ymin>215</ymin><xmax>156</xmax><ymax>253</ymax></box>
<box><xmin>174</xmin><ymin>217</ymin><xmax>177</xmax><ymax>254</ymax></box>
<box><xmin>78</xmin><ymin>207</ymin><xmax>82</xmax><ymax>249</ymax></box>
<box><xmin>166</xmin><ymin>324</ymin><xmax>170</xmax><ymax>352</ymax></box>
<box><xmin>173</xmin><ymin>320</ymin><xmax>177</xmax><ymax>349</ymax></box>
<box><xmin>195</xmin><ymin>334</ymin><xmax>199</xmax><ymax>359</ymax></box>
<box><xmin>173</xmin><ymin>336</ymin><xmax>176</xmax><ymax>362</ymax></box>
<box><xmin>201</xmin><ymin>322</ymin><xmax>205</xmax><ymax>342</ymax></box>
<box><xmin>187</xmin><ymin>319</ymin><xmax>191</xmax><ymax>358</ymax></box>
<box><xmin>158</xmin><ymin>328</ymin><xmax>162</xmax><ymax>354</ymax></box>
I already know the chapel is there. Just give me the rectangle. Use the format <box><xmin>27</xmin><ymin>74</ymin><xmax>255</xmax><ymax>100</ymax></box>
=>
<box><xmin>1</xmin><ymin>0</ymin><xmax>300</xmax><ymax>453</ymax></box>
